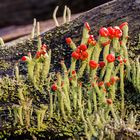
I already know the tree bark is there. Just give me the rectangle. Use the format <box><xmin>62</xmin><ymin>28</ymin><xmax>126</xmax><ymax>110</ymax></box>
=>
<box><xmin>0</xmin><ymin>0</ymin><xmax>140</xmax><ymax>75</ymax></box>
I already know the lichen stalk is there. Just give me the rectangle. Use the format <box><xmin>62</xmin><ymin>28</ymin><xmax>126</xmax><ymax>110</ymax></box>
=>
<box><xmin>136</xmin><ymin>57</ymin><xmax>140</xmax><ymax>92</ymax></box>
<box><xmin>92</xmin><ymin>89</ymin><xmax>97</xmax><ymax>111</ymax></box>
<box><xmin>31</xmin><ymin>18</ymin><xmax>37</xmax><ymax>39</ymax></box>
<box><xmin>104</xmin><ymin>62</ymin><xmax>114</xmax><ymax>83</ymax></box>
<box><xmin>120</xmin><ymin>62</ymin><xmax>124</xmax><ymax>117</ymax></box>
<box><xmin>100</xmin><ymin>40</ymin><xmax>110</xmax><ymax>79</ymax></box>
<box><xmin>49</xmin><ymin>94</ymin><xmax>53</xmax><ymax>119</ymax></box>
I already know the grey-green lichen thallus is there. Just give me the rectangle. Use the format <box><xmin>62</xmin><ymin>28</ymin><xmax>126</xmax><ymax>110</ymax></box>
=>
<box><xmin>0</xmin><ymin>21</ymin><xmax>140</xmax><ymax>139</ymax></box>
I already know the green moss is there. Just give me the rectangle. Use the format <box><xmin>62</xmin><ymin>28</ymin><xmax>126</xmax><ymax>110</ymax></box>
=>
<box><xmin>0</xmin><ymin>60</ymin><xmax>11</xmax><ymax>71</ymax></box>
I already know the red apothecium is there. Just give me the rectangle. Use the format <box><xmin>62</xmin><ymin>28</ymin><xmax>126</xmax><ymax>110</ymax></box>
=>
<box><xmin>99</xmin><ymin>61</ymin><xmax>105</xmax><ymax>68</ymax></box>
<box><xmin>85</xmin><ymin>22</ymin><xmax>90</xmax><ymax>31</ymax></box>
<box><xmin>99</xmin><ymin>27</ymin><xmax>109</xmax><ymax>37</ymax></box>
<box><xmin>51</xmin><ymin>84</ymin><xmax>57</xmax><ymax>91</ymax></box>
<box><xmin>102</xmin><ymin>40</ymin><xmax>111</xmax><ymax>47</ymax></box>
<box><xmin>106</xmin><ymin>82</ymin><xmax>111</xmax><ymax>87</ymax></box>
<box><xmin>114</xmin><ymin>26</ymin><xmax>122</xmax><ymax>38</ymax></box>
<box><xmin>106</xmin><ymin>54</ymin><xmax>115</xmax><ymax>63</ymax></box>
<box><xmin>88</xmin><ymin>35</ymin><xmax>94</xmax><ymax>44</ymax></box>
<box><xmin>79</xmin><ymin>44</ymin><xmax>87</xmax><ymax>51</ymax></box>
<box><xmin>75</xmin><ymin>48</ymin><xmax>81</xmax><ymax>53</ymax></box>
<box><xmin>21</xmin><ymin>56</ymin><xmax>28</xmax><ymax>61</ymax></box>
<box><xmin>71</xmin><ymin>52</ymin><xmax>80</xmax><ymax>59</ymax></box>
<box><xmin>91</xmin><ymin>40</ymin><xmax>97</xmax><ymax>46</ymax></box>
<box><xmin>119</xmin><ymin>22</ymin><xmax>128</xmax><ymax>30</ymax></box>
<box><xmin>81</xmin><ymin>51</ymin><xmax>88</xmax><ymax>58</ymax></box>
<box><xmin>98</xmin><ymin>81</ymin><xmax>104</xmax><ymax>87</ymax></box>
<box><xmin>106</xmin><ymin>99</ymin><xmax>112</xmax><ymax>105</ymax></box>
<box><xmin>66</xmin><ymin>37</ymin><xmax>72</xmax><ymax>45</ymax></box>
<box><xmin>36</xmin><ymin>51</ymin><xmax>41</xmax><ymax>58</ymax></box>
<box><xmin>107</xmin><ymin>27</ymin><xmax>115</xmax><ymax>38</ymax></box>
<box><xmin>89</xmin><ymin>60</ymin><xmax>98</xmax><ymax>69</ymax></box>
<box><xmin>123</xmin><ymin>59</ymin><xmax>127</xmax><ymax>63</ymax></box>
<box><xmin>72</xmin><ymin>70</ymin><xmax>76</xmax><ymax>75</ymax></box>
<box><xmin>41</xmin><ymin>44</ymin><xmax>47</xmax><ymax>49</ymax></box>
<box><xmin>110</xmin><ymin>77</ymin><xmax>116</xmax><ymax>85</ymax></box>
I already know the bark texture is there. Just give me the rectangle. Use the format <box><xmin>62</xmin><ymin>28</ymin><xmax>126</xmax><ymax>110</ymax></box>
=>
<box><xmin>0</xmin><ymin>0</ymin><xmax>140</xmax><ymax>75</ymax></box>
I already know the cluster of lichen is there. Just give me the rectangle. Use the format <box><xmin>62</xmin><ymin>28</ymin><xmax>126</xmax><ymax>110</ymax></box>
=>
<box><xmin>0</xmin><ymin>22</ymin><xmax>140</xmax><ymax>139</ymax></box>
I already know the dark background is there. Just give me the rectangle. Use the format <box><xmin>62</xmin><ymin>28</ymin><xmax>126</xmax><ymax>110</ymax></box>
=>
<box><xmin>0</xmin><ymin>0</ymin><xmax>111</xmax><ymax>27</ymax></box>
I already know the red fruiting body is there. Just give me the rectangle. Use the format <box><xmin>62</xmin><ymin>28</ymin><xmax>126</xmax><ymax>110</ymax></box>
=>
<box><xmin>66</xmin><ymin>37</ymin><xmax>72</xmax><ymax>44</ymax></box>
<box><xmin>75</xmin><ymin>48</ymin><xmax>81</xmax><ymax>53</ymax></box>
<box><xmin>107</xmin><ymin>27</ymin><xmax>115</xmax><ymax>38</ymax></box>
<box><xmin>110</xmin><ymin>77</ymin><xmax>116</xmax><ymax>85</ymax></box>
<box><xmin>88</xmin><ymin>35</ymin><xmax>94</xmax><ymax>44</ymax></box>
<box><xmin>51</xmin><ymin>84</ymin><xmax>57</xmax><ymax>91</ymax></box>
<box><xmin>99</xmin><ymin>61</ymin><xmax>105</xmax><ymax>68</ymax></box>
<box><xmin>79</xmin><ymin>44</ymin><xmax>87</xmax><ymax>51</ymax></box>
<box><xmin>79</xmin><ymin>51</ymin><xmax>88</xmax><ymax>61</ymax></box>
<box><xmin>106</xmin><ymin>99</ymin><xmax>112</xmax><ymax>105</ymax></box>
<box><xmin>117</xmin><ymin>56</ymin><xmax>123</xmax><ymax>64</ymax></box>
<box><xmin>98</xmin><ymin>81</ymin><xmax>104</xmax><ymax>87</ymax></box>
<box><xmin>119</xmin><ymin>22</ymin><xmax>128</xmax><ymax>30</ymax></box>
<box><xmin>91</xmin><ymin>83</ymin><xmax>94</xmax><ymax>87</ymax></box>
<box><xmin>71</xmin><ymin>52</ymin><xmax>80</xmax><ymax>59</ymax></box>
<box><xmin>41</xmin><ymin>48</ymin><xmax>47</xmax><ymax>55</ymax></box>
<box><xmin>41</xmin><ymin>44</ymin><xmax>47</xmax><ymax>49</ymax></box>
<box><xmin>120</xmin><ymin>41</ymin><xmax>123</xmax><ymax>46</ymax></box>
<box><xmin>21</xmin><ymin>56</ymin><xmax>28</xmax><ymax>61</ymax></box>
<box><xmin>114</xmin><ymin>26</ymin><xmax>122</xmax><ymax>38</ymax></box>
<box><xmin>80</xmin><ymin>55</ymin><xmax>87</xmax><ymax>61</ymax></box>
<box><xmin>69</xmin><ymin>77</ymin><xmax>72</xmax><ymax>81</ymax></box>
<box><xmin>72</xmin><ymin>70</ymin><xmax>76</xmax><ymax>75</ymax></box>
<box><xmin>117</xmin><ymin>56</ymin><xmax>121</xmax><ymax>60</ymax></box>
<box><xmin>81</xmin><ymin>51</ymin><xmax>88</xmax><ymax>58</ymax></box>
<box><xmin>106</xmin><ymin>82</ymin><xmax>111</xmax><ymax>87</ymax></box>
<box><xmin>106</xmin><ymin>54</ymin><xmax>115</xmax><ymax>63</ymax></box>
<box><xmin>102</xmin><ymin>40</ymin><xmax>111</xmax><ymax>47</ymax></box>
<box><xmin>88</xmin><ymin>38</ymin><xmax>92</xmax><ymax>44</ymax></box>
<box><xmin>36</xmin><ymin>51</ymin><xmax>41</xmax><ymax>58</ymax></box>
<box><xmin>85</xmin><ymin>22</ymin><xmax>90</xmax><ymax>31</ymax></box>
<box><xmin>120</xmin><ymin>61</ymin><xmax>123</xmax><ymax>65</ymax></box>
<box><xmin>91</xmin><ymin>40</ymin><xmax>97</xmax><ymax>46</ymax></box>
<box><xmin>123</xmin><ymin>59</ymin><xmax>127</xmax><ymax>63</ymax></box>
<box><xmin>89</xmin><ymin>60</ymin><xmax>98</xmax><ymax>69</ymax></box>
<box><xmin>61</xmin><ymin>82</ymin><xmax>64</xmax><ymax>87</ymax></box>
<box><xmin>89</xmin><ymin>35</ymin><xmax>94</xmax><ymax>39</ymax></box>
<box><xmin>99</xmin><ymin>27</ymin><xmax>109</xmax><ymax>37</ymax></box>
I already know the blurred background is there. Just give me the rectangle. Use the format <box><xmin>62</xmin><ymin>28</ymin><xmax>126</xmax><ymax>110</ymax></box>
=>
<box><xmin>0</xmin><ymin>0</ymin><xmax>111</xmax><ymax>42</ymax></box>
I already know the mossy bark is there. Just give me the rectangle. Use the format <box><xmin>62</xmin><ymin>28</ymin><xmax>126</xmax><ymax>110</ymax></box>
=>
<box><xmin>0</xmin><ymin>0</ymin><xmax>140</xmax><ymax>75</ymax></box>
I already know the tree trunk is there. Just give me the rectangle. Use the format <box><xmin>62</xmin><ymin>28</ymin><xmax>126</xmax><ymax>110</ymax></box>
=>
<box><xmin>0</xmin><ymin>0</ymin><xmax>140</xmax><ymax>75</ymax></box>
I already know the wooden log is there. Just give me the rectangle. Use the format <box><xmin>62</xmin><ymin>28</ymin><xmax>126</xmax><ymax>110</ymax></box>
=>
<box><xmin>0</xmin><ymin>0</ymin><xmax>140</xmax><ymax>75</ymax></box>
<box><xmin>0</xmin><ymin>14</ymin><xmax>79</xmax><ymax>42</ymax></box>
<box><xmin>0</xmin><ymin>0</ymin><xmax>111</xmax><ymax>27</ymax></box>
